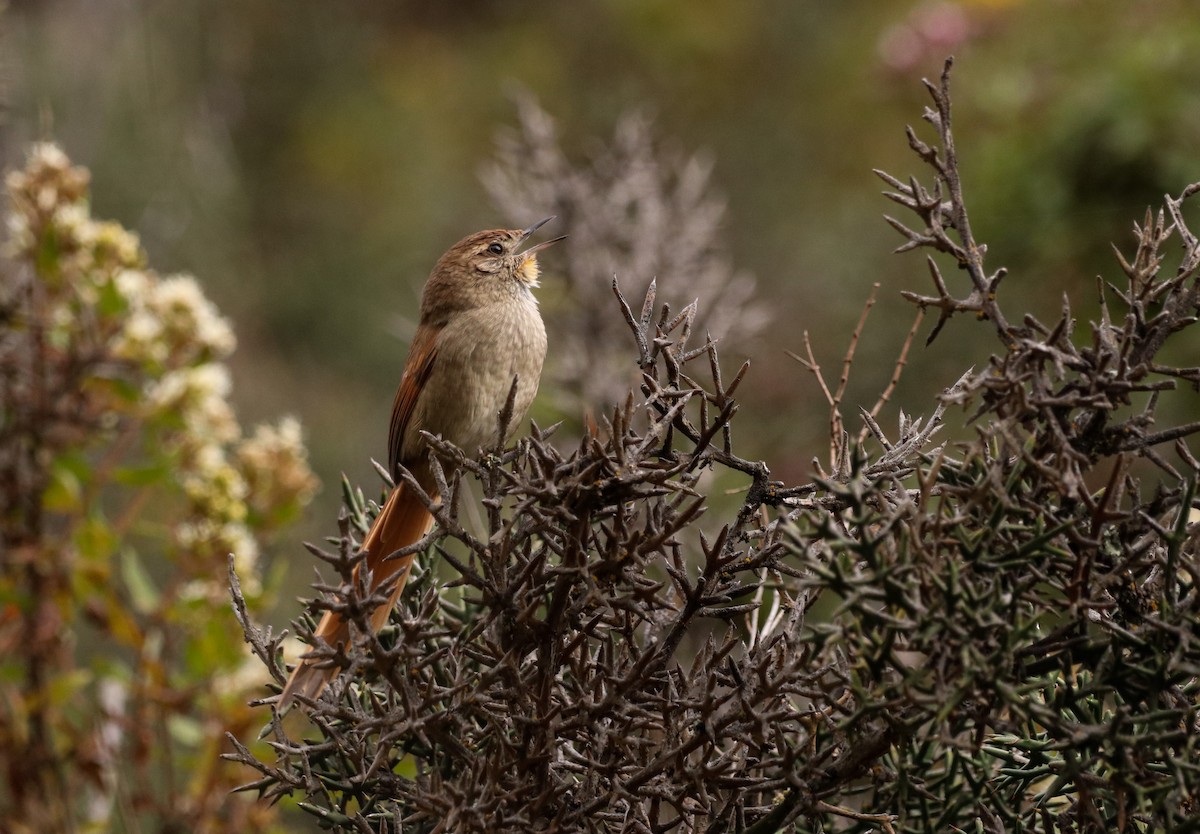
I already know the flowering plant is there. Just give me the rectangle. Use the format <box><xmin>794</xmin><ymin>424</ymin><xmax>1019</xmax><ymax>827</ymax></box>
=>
<box><xmin>0</xmin><ymin>144</ymin><xmax>317</xmax><ymax>833</ymax></box>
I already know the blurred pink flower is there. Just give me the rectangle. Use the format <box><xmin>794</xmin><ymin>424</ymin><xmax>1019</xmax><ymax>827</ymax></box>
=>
<box><xmin>878</xmin><ymin>2</ymin><xmax>975</xmax><ymax>73</ymax></box>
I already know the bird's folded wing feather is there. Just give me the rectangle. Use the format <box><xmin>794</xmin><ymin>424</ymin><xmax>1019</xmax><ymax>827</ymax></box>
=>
<box><xmin>388</xmin><ymin>322</ymin><xmax>441</xmax><ymax>478</ymax></box>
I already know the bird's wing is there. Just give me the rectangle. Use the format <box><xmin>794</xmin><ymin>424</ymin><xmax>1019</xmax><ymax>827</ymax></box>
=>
<box><xmin>388</xmin><ymin>321</ymin><xmax>442</xmax><ymax>478</ymax></box>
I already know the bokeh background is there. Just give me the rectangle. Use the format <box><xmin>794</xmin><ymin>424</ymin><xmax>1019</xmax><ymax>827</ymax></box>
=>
<box><xmin>7</xmin><ymin>0</ymin><xmax>1200</xmax><ymax>615</ymax></box>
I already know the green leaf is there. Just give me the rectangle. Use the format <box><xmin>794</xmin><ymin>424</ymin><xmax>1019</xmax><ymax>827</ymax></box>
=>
<box><xmin>76</xmin><ymin>514</ymin><xmax>116</xmax><ymax>563</ymax></box>
<box><xmin>114</xmin><ymin>462</ymin><xmax>170</xmax><ymax>487</ymax></box>
<box><xmin>48</xmin><ymin>669</ymin><xmax>92</xmax><ymax>708</ymax></box>
<box><xmin>120</xmin><ymin>548</ymin><xmax>160</xmax><ymax>614</ymax></box>
<box><xmin>168</xmin><ymin>714</ymin><xmax>204</xmax><ymax>747</ymax></box>
<box><xmin>44</xmin><ymin>452</ymin><xmax>89</xmax><ymax>512</ymax></box>
<box><xmin>107</xmin><ymin>376</ymin><xmax>144</xmax><ymax>403</ymax></box>
<box><xmin>182</xmin><ymin>607</ymin><xmax>246</xmax><ymax>679</ymax></box>
<box><xmin>35</xmin><ymin>231</ymin><xmax>62</xmax><ymax>280</ymax></box>
<box><xmin>95</xmin><ymin>275</ymin><xmax>127</xmax><ymax>318</ymax></box>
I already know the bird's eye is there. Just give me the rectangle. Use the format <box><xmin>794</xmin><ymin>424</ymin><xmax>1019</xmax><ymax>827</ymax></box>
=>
<box><xmin>487</xmin><ymin>242</ymin><xmax>504</xmax><ymax>255</ymax></box>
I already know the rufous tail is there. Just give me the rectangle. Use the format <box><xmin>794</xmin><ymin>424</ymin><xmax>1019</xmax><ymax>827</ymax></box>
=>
<box><xmin>278</xmin><ymin>482</ymin><xmax>436</xmax><ymax>709</ymax></box>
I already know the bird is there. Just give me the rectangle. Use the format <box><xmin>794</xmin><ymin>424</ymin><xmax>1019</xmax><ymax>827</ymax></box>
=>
<box><xmin>279</xmin><ymin>217</ymin><xmax>562</xmax><ymax>708</ymax></box>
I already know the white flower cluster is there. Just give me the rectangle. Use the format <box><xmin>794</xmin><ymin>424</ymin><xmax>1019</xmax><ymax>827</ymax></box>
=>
<box><xmin>6</xmin><ymin>143</ymin><xmax>319</xmax><ymax>602</ymax></box>
<box><xmin>237</xmin><ymin>416</ymin><xmax>319</xmax><ymax>518</ymax></box>
<box><xmin>181</xmin><ymin>442</ymin><xmax>249</xmax><ymax>525</ymax></box>
<box><xmin>7</xmin><ymin>143</ymin><xmax>143</xmax><ymax>280</ymax></box>
<box><xmin>147</xmin><ymin>364</ymin><xmax>239</xmax><ymax>443</ymax></box>
<box><xmin>7</xmin><ymin>143</ymin><xmax>144</xmax><ymax>349</ymax></box>
<box><xmin>177</xmin><ymin>517</ymin><xmax>261</xmax><ymax>600</ymax></box>
<box><xmin>5</xmin><ymin>142</ymin><xmax>91</xmax><ymax>259</ymax></box>
<box><xmin>113</xmin><ymin>273</ymin><xmax>236</xmax><ymax>367</ymax></box>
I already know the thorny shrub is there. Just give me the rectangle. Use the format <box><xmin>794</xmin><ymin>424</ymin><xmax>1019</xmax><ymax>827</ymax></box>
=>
<box><xmin>231</xmin><ymin>62</ymin><xmax>1200</xmax><ymax>832</ymax></box>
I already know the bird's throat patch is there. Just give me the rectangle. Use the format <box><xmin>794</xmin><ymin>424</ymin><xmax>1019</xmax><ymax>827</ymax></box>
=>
<box><xmin>518</xmin><ymin>255</ymin><xmax>541</xmax><ymax>287</ymax></box>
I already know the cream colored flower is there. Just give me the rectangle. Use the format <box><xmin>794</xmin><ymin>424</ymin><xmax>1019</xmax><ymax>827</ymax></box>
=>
<box><xmin>28</xmin><ymin>142</ymin><xmax>71</xmax><ymax>175</ymax></box>
<box><xmin>6</xmin><ymin>210</ymin><xmax>33</xmax><ymax>254</ymax></box>
<box><xmin>145</xmin><ymin>365</ymin><xmax>240</xmax><ymax>455</ymax></box>
<box><xmin>150</xmin><ymin>275</ymin><xmax>236</xmax><ymax>361</ymax></box>
<box><xmin>237</xmin><ymin>416</ymin><xmax>319</xmax><ymax>517</ymax></box>
<box><xmin>179</xmin><ymin>451</ymin><xmax>248</xmax><ymax>528</ymax></box>
<box><xmin>155</xmin><ymin>276</ymin><xmax>236</xmax><ymax>354</ymax></box>
<box><xmin>114</xmin><ymin>268</ymin><xmax>150</xmax><ymax>299</ymax></box>
<box><xmin>112</xmin><ymin>273</ymin><xmax>235</xmax><ymax>368</ymax></box>
<box><xmin>5</xmin><ymin>143</ymin><xmax>90</xmax><ymax>253</ymax></box>
<box><xmin>114</xmin><ymin>307</ymin><xmax>170</xmax><ymax>365</ymax></box>
<box><xmin>49</xmin><ymin>203</ymin><xmax>91</xmax><ymax>247</ymax></box>
<box><xmin>89</xmin><ymin>221</ymin><xmax>142</xmax><ymax>270</ymax></box>
<box><xmin>148</xmin><ymin>364</ymin><xmax>238</xmax><ymax>441</ymax></box>
<box><xmin>177</xmin><ymin>520</ymin><xmax>261</xmax><ymax>598</ymax></box>
<box><xmin>178</xmin><ymin>518</ymin><xmax>258</xmax><ymax>566</ymax></box>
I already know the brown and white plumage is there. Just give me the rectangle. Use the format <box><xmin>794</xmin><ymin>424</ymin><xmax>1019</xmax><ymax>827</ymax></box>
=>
<box><xmin>279</xmin><ymin>219</ymin><xmax>559</xmax><ymax>709</ymax></box>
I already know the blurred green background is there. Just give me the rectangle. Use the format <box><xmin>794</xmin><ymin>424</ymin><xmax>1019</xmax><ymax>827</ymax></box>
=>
<box><xmin>8</xmin><ymin>0</ymin><xmax>1200</xmax><ymax>606</ymax></box>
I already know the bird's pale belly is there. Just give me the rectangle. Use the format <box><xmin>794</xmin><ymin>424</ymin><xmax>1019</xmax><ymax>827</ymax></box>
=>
<box><xmin>406</xmin><ymin>298</ymin><xmax>546</xmax><ymax>460</ymax></box>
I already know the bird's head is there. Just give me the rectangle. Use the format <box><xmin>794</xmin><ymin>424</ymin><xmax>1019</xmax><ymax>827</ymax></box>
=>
<box><xmin>442</xmin><ymin>217</ymin><xmax>565</xmax><ymax>282</ymax></box>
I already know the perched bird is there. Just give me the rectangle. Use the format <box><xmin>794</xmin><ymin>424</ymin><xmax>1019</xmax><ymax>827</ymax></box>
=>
<box><xmin>280</xmin><ymin>218</ymin><xmax>562</xmax><ymax>708</ymax></box>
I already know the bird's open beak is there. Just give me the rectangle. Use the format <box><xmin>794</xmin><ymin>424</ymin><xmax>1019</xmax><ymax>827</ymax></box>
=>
<box><xmin>518</xmin><ymin>216</ymin><xmax>567</xmax><ymax>255</ymax></box>
<box><xmin>520</xmin><ymin>216</ymin><xmax>555</xmax><ymax>241</ymax></box>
